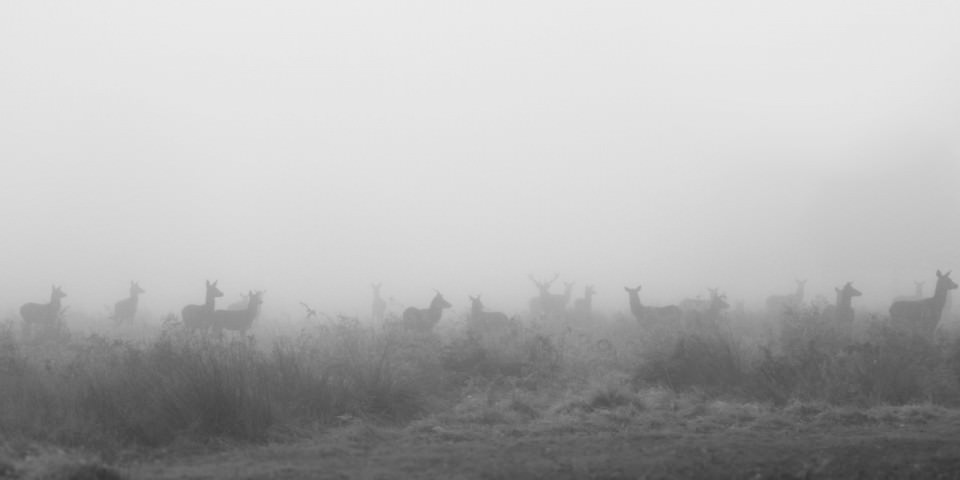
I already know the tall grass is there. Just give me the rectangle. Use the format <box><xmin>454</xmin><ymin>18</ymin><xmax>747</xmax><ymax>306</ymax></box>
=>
<box><xmin>2</xmin><ymin>304</ymin><xmax>960</xmax><ymax>454</ymax></box>
<box><xmin>0</xmin><ymin>318</ymin><xmax>449</xmax><ymax>450</ymax></box>
<box><xmin>633</xmin><ymin>307</ymin><xmax>960</xmax><ymax>407</ymax></box>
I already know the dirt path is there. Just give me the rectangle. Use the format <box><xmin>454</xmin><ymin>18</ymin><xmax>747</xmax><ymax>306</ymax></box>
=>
<box><xmin>130</xmin><ymin>412</ymin><xmax>960</xmax><ymax>479</ymax></box>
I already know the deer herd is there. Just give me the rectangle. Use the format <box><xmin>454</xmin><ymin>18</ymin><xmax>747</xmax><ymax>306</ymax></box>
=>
<box><xmin>12</xmin><ymin>270</ymin><xmax>959</xmax><ymax>343</ymax></box>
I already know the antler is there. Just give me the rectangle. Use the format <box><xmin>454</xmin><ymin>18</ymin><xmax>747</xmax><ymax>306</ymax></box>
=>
<box><xmin>300</xmin><ymin>302</ymin><xmax>317</xmax><ymax>318</ymax></box>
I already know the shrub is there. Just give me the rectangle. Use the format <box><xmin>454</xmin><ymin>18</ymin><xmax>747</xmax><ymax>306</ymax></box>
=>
<box><xmin>634</xmin><ymin>325</ymin><xmax>748</xmax><ymax>395</ymax></box>
<box><xmin>752</xmin><ymin>319</ymin><xmax>959</xmax><ymax>406</ymax></box>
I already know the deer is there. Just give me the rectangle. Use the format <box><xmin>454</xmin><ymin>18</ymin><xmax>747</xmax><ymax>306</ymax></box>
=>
<box><xmin>624</xmin><ymin>285</ymin><xmax>681</xmax><ymax>324</ymax></box>
<box><xmin>528</xmin><ymin>274</ymin><xmax>558</xmax><ymax>315</ymax></box>
<box><xmin>890</xmin><ymin>270</ymin><xmax>958</xmax><ymax>341</ymax></box>
<box><xmin>556</xmin><ymin>281</ymin><xmax>576</xmax><ymax>317</ymax></box>
<box><xmin>111</xmin><ymin>281</ymin><xmax>145</xmax><ymax>325</ymax></box>
<box><xmin>211</xmin><ymin>290</ymin><xmax>264</xmax><ymax>336</ymax></box>
<box><xmin>943</xmin><ymin>289</ymin><xmax>954</xmax><ymax>322</ymax></box>
<box><xmin>765</xmin><ymin>279</ymin><xmax>807</xmax><ymax>315</ymax></box>
<box><xmin>21</xmin><ymin>285</ymin><xmax>67</xmax><ymax>338</ymax></box>
<box><xmin>893</xmin><ymin>281</ymin><xmax>925</xmax><ymax>303</ymax></box>
<box><xmin>529</xmin><ymin>274</ymin><xmax>573</xmax><ymax>317</ymax></box>
<box><xmin>227</xmin><ymin>292</ymin><xmax>250</xmax><ymax>311</ymax></box>
<box><xmin>371</xmin><ymin>283</ymin><xmax>387</xmax><ymax>322</ymax></box>
<box><xmin>685</xmin><ymin>288</ymin><xmax>729</xmax><ymax>330</ymax></box>
<box><xmin>402</xmin><ymin>291</ymin><xmax>451</xmax><ymax>332</ymax></box>
<box><xmin>181</xmin><ymin>280</ymin><xmax>223</xmax><ymax>332</ymax></box>
<box><xmin>824</xmin><ymin>282</ymin><xmax>861</xmax><ymax>330</ymax></box>
<box><xmin>467</xmin><ymin>295</ymin><xmax>515</xmax><ymax>334</ymax></box>
<box><xmin>679</xmin><ymin>289</ymin><xmax>714</xmax><ymax>314</ymax></box>
<box><xmin>572</xmin><ymin>285</ymin><xmax>596</xmax><ymax>320</ymax></box>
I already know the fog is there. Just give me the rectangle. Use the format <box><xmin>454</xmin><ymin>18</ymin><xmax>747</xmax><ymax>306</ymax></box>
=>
<box><xmin>1</xmin><ymin>1</ymin><xmax>959</xmax><ymax>322</ymax></box>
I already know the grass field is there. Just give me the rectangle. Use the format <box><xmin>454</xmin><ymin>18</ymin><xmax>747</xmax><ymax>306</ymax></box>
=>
<box><xmin>1</xmin><ymin>306</ymin><xmax>959</xmax><ymax>479</ymax></box>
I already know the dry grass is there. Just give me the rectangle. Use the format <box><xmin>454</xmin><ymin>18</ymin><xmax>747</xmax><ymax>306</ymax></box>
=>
<box><xmin>2</xmin><ymin>306</ymin><xmax>960</xmax><ymax>477</ymax></box>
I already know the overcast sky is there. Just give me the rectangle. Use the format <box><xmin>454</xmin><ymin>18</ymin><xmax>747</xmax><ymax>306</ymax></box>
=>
<box><xmin>1</xmin><ymin>1</ymin><xmax>958</xmax><ymax>320</ymax></box>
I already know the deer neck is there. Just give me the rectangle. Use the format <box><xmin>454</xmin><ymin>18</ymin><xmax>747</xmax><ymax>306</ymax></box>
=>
<box><xmin>931</xmin><ymin>280</ymin><xmax>956</xmax><ymax>310</ymax></box>
<box><xmin>204</xmin><ymin>292</ymin><xmax>218</xmax><ymax>311</ymax></box>
<box><xmin>628</xmin><ymin>292</ymin><xmax>642</xmax><ymax>314</ymax></box>
<box><xmin>838</xmin><ymin>293</ymin><xmax>853</xmax><ymax>310</ymax></box>
<box><xmin>422</xmin><ymin>306</ymin><xmax>441</xmax><ymax>325</ymax></box>
<box><xmin>245</xmin><ymin>302</ymin><xmax>262</xmax><ymax>321</ymax></box>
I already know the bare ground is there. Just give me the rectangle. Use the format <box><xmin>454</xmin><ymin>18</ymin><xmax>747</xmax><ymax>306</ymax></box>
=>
<box><xmin>123</xmin><ymin>404</ymin><xmax>960</xmax><ymax>480</ymax></box>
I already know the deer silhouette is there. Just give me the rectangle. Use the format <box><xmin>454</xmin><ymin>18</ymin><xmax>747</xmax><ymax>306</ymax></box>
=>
<box><xmin>111</xmin><ymin>281</ymin><xmax>145</xmax><ymax>325</ymax></box>
<box><xmin>824</xmin><ymin>281</ymin><xmax>861</xmax><ymax>339</ymax></box>
<box><xmin>625</xmin><ymin>285</ymin><xmax>681</xmax><ymax>324</ymax></box>
<box><xmin>529</xmin><ymin>274</ymin><xmax>573</xmax><ymax>317</ymax></box>
<box><xmin>21</xmin><ymin>285</ymin><xmax>67</xmax><ymax>339</ymax></box>
<box><xmin>572</xmin><ymin>285</ymin><xmax>596</xmax><ymax>321</ymax></box>
<box><xmin>211</xmin><ymin>290</ymin><xmax>264</xmax><ymax>336</ymax></box>
<box><xmin>402</xmin><ymin>291</ymin><xmax>451</xmax><ymax>332</ymax></box>
<box><xmin>890</xmin><ymin>270</ymin><xmax>957</xmax><ymax>341</ymax></box>
<box><xmin>182</xmin><ymin>280</ymin><xmax>223</xmax><ymax>332</ymax></box>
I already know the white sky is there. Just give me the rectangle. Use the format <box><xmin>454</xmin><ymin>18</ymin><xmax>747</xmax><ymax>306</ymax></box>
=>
<box><xmin>1</xmin><ymin>1</ymin><xmax>958</xmax><ymax>319</ymax></box>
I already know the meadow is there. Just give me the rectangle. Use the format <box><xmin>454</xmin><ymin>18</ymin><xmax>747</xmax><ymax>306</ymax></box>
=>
<box><xmin>1</xmin><ymin>294</ymin><xmax>959</xmax><ymax>479</ymax></box>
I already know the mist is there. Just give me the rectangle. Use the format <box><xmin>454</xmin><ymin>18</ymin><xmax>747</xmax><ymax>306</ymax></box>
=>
<box><xmin>2</xmin><ymin>1</ymin><xmax>959</xmax><ymax>323</ymax></box>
